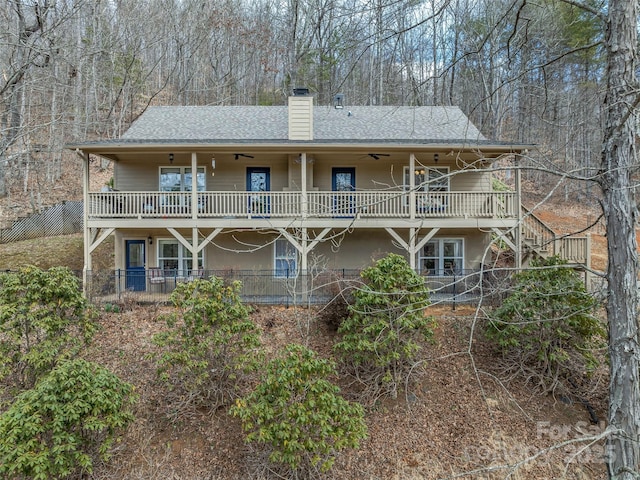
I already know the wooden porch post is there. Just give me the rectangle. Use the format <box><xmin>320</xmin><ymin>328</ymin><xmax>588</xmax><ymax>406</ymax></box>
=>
<box><xmin>301</xmin><ymin>227</ymin><xmax>308</xmax><ymax>303</ymax></box>
<box><xmin>82</xmin><ymin>151</ymin><xmax>91</xmax><ymax>294</ymax></box>
<box><xmin>192</xmin><ymin>227</ymin><xmax>199</xmax><ymax>273</ymax></box>
<box><xmin>301</xmin><ymin>227</ymin><xmax>308</xmax><ymax>273</ymax></box>
<box><xmin>191</xmin><ymin>152</ymin><xmax>198</xmax><ymax>220</ymax></box>
<box><xmin>409</xmin><ymin>153</ymin><xmax>416</xmax><ymax>220</ymax></box>
<box><xmin>301</xmin><ymin>153</ymin><xmax>308</xmax><ymax>219</ymax></box>
<box><xmin>191</xmin><ymin>153</ymin><xmax>199</xmax><ymax>273</ymax></box>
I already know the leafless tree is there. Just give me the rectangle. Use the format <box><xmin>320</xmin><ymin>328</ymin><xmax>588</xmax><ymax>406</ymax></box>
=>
<box><xmin>598</xmin><ymin>1</ymin><xmax>640</xmax><ymax>477</ymax></box>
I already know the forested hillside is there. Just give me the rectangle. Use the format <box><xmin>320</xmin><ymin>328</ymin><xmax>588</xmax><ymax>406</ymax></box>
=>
<box><xmin>1</xmin><ymin>0</ymin><xmax>603</xmax><ymax>226</ymax></box>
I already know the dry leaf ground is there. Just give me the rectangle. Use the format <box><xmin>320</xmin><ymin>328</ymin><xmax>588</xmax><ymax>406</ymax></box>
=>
<box><xmin>80</xmin><ymin>302</ymin><xmax>608</xmax><ymax>480</ymax></box>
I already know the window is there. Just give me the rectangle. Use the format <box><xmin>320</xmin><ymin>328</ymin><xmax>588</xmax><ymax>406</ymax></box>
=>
<box><xmin>157</xmin><ymin>239</ymin><xmax>204</xmax><ymax>276</ymax></box>
<box><xmin>403</xmin><ymin>167</ymin><xmax>449</xmax><ymax>193</ymax></box>
<box><xmin>274</xmin><ymin>239</ymin><xmax>298</xmax><ymax>278</ymax></box>
<box><xmin>404</xmin><ymin>167</ymin><xmax>449</xmax><ymax>211</ymax></box>
<box><xmin>160</xmin><ymin>167</ymin><xmax>205</xmax><ymax>192</ymax></box>
<box><xmin>159</xmin><ymin>167</ymin><xmax>206</xmax><ymax>210</ymax></box>
<box><xmin>418</xmin><ymin>238</ymin><xmax>464</xmax><ymax>275</ymax></box>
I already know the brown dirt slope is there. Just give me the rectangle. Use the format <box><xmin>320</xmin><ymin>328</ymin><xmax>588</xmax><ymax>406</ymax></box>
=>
<box><xmin>84</xmin><ymin>304</ymin><xmax>607</xmax><ymax>479</ymax></box>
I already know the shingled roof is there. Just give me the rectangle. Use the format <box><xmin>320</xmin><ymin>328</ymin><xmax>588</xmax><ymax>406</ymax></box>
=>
<box><xmin>121</xmin><ymin>105</ymin><xmax>486</xmax><ymax>143</ymax></box>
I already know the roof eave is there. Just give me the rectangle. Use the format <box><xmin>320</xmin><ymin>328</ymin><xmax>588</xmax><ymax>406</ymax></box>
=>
<box><xmin>67</xmin><ymin>140</ymin><xmax>533</xmax><ymax>157</ymax></box>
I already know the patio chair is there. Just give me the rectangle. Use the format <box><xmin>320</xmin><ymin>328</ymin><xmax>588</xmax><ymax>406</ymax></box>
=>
<box><xmin>417</xmin><ymin>194</ymin><xmax>447</xmax><ymax>214</ymax></box>
<box><xmin>148</xmin><ymin>267</ymin><xmax>166</xmax><ymax>292</ymax></box>
<box><xmin>187</xmin><ymin>268</ymin><xmax>205</xmax><ymax>282</ymax></box>
<box><xmin>142</xmin><ymin>196</ymin><xmax>156</xmax><ymax>215</ymax></box>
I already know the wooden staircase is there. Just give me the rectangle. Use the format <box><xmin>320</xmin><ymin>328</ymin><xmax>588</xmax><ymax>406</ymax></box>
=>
<box><xmin>521</xmin><ymin>207</ymin><xmax>591</xmax><ymax>268</ymax></box>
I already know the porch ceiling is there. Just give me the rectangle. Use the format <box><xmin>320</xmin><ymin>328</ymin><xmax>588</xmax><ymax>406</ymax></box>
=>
<box><xmin>69</xmin><ymin>140</ymin><xmax>531</xmax><ymax>163</ymax></box>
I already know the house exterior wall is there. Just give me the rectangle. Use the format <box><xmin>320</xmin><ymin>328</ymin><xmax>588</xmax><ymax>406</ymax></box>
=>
<box><xmin>113</xmin><ymin>154</ymin><xmax>491</xmax><ymax>194</ymax></box>
<box><xmin>112</xmin><ymin>228</ymin><xmax>491</xmax><ymax>274</ymax></box>
<box><xmin>115</xmin><ymin>154</ymin><xmax>297</xmax><ymax>192</ymax></box>
<box><xmin>109</xmin><ymin>152</ymin><xmax>497</xmax><ymax>276</ymax></box>
<box><xmin>115</xmin><ymin>155</ymin><xmax>162</xmax><ymax>190</ymax></box>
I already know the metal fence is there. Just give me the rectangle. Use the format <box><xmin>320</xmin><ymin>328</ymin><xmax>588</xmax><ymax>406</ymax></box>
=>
<box><xmin>83</xmin><ymin>268</ymin><xmax>511</xmax><ymax>307</ymax></box>
<box><xmin>0</xmin><ymin>201</ymin><xmax>83</xmax><ymax>243</ymax></box>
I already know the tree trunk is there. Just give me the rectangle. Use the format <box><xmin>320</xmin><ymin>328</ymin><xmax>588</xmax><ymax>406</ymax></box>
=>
<box><xmin>601</xmin><ymin>1</ymin><xmax>640</xmax><ymax>478</ymax></box>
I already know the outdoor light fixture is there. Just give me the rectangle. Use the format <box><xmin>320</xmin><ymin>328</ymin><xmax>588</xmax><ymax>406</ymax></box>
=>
<box><xmin>169</xmin><ymin>153</ymin><xmax>174</xmax><ymax>164</ymax></box>
<box><xmin>434</xmin><ymin>153</ymin><xmax>439</xmax><ymax>163</ymax></box>
<box><xmin>368</xmin><ymin>153</ymin><xmax>390</xmax><ymax>160</ymax></box>
<box><xmin>234</xmin><ymin>153</ymin><xmax>254</xmax><ymax>160</ymax></box>
<box><xmin>211</xmin><ymin>156</ymin><xmax>216</xmax><ymax>169</ymax></box>
<box><xmin>148</xmin><ymin>236</ymin><xmax>153</xmax><ymax>245</ymax></box>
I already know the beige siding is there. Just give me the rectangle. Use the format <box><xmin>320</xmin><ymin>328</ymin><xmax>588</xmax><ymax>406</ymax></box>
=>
<box><xmin>287</xmin><ymin>154</ymin><xmax>315</xmax><ymax>190</ymax></box>
<box><xmin>198</xmin><ymin>228</ymin><xmax>491</xmax><ymax>272</ymax></box>
<box><xmin>209</xmin><ymin>163</ymin><xmax>245</xmax><ymax>191</ymax></box>
<box><xmin>115</xmin><ymin>156</ymin><xmax>162</xmax><ymax>191</ymax></box>
<box><xmin>440</xmin><ymin>229</ymin><xmax>489</xmax><ymax>269</ymax></box>
<box><xmin>114</xmin><ymin>231</ymin><xmax>124</xmax><ymax>269</ymax></box>
<box><xmin>112</xmin><ymin>227</ymin><xmax>491</xmax><ymax>274</ymax></box>
<box><xmin>312</xmin><ymin>230</ymin><xmax>407</xmax><ymax>269</ymax></box>
<box><xmin>307</xmin><ymin>155</ymin><xmax>493</xmax><ymax>193</ymax></box>
<box><xmin>113</xmin><ymin>152</ymin><xmax>492</xmax><ymax>195</ymax></box>
<box><xmin>115</xmin><ymin>153</ymin><xmax>212</xmax><ymax>191</ymax></box>
<box><xmin>115</xmin><ymin>153</ymin><xmax>292</xmax><ymax>192</ymax></box>
<box><xmin>219</xmin><ymin>158</ymin><xmax>289</xmax><ymax>191</ymax></box>
<box><xmin>450</xmin><ymin>170</ymin><xmax>491</xmax><ymax>192</ymax></box>
<box><xmin>196</xmin><ymin>230</ymin><xmax>404</xmax><ymax>271</ymax></box>
<box><xmin>288</xmin><ymin>96</ymin><xmax>314</xmax><ymax>140</ymax></box>
<box><xmin>204</xmin><ymin>232</ymin><xmax>277</xmax><ymax>271</ymax></box>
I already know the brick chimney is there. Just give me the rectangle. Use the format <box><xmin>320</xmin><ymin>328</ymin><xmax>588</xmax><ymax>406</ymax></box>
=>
<box><xmin>288</xmin><ymin>88</ymin><xmax>313</xmax><ymax>140</ymax></box>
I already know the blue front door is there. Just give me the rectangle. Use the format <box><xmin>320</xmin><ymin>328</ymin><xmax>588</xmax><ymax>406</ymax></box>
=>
<box><xmin>125</xmin><ymin>240</ymin><xmax>146</xmax><ymax>291</ymax></box>
<box><xmin>332</xmin><ymin>167</ymin><xmax>356</xmax><ymax>217</ymax></box>
<box><xmin>247</xmin><ymin>167</ymin><xmax>270</xmax><ymax>217</ymax></box>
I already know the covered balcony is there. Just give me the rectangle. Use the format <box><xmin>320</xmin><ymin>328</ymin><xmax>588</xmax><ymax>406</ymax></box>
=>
<box><xmin>87</xmin><ymin>190</ymin><xmax>518</xmax><ymax>221</ymax></box>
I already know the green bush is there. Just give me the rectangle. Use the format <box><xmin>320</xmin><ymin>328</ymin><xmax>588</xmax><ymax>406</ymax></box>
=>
<box><xmin>0</xmin><ymin>359</ymin><xmax>136</xmax><ymax>480</ymax></box>
<box><xmin>0</xmin><ymin>266</ymin><xmax>97</xmax><ymax>394</ymax></box>
<box><xmin>334</xmin><ymin>254</ymin><xmax>435</xmax><ymax>400</ymax></box>
<box><xmin>486</xmin><ymin>256</ymin><xmax>605</xmax><ymax>394</ymax></box>
<box><xmin>231</xmin><ymin>344</ymin><xmax>367</xmax><ymax>476</ymax></box>
<box><xmin>152</xmin><ymin>277</ymin><xmax>260</xmax><ymax>411</ymax></box>
<box><xmin>104</xmin><ymin>303</ymin><xmax>120</xmax><ymax>313</ymax></box>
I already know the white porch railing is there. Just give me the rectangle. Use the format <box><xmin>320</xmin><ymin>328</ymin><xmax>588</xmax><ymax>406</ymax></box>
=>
<box><xmin>88</xmin><ymin>191</ymin><xmax>518</xmax><ymax>219</ymax></box>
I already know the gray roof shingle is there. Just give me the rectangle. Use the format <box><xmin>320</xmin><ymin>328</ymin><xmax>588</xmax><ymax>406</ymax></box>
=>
<box><xmin>121</xmin><ymin>105</ymin><xmax>487</xmax><ymax>142</ymax></box>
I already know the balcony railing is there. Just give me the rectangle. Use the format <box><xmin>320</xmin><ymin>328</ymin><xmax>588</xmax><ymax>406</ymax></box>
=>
<box><xmin>88</xmin><ymin>191</ymin><xmax>518</xmax><ymax>219</ymax></box>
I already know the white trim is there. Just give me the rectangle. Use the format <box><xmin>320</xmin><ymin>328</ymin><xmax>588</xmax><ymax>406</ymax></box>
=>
<box><xmin>403</xmin><ymin>166</ymin><xmax>450</xmax><ymax>192</ymax></box>
<box><xmin>156</xmin><ymin>238</ymin><xmax>204</xmax><ymax>276</ymax></box>
<box><xmin>274</xmin><ymin>238</ymin><xmax>298</xmax><ymax>278</ymax></box>
<box><xmin>159</xmin><ymin>166</ymin><xmax>206</xmax><ymax>192</ymax></box>
<box><xmin>417</xmin><ymin>237</ymin><xmax>464</xmax><ymax>275</ymax></box>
